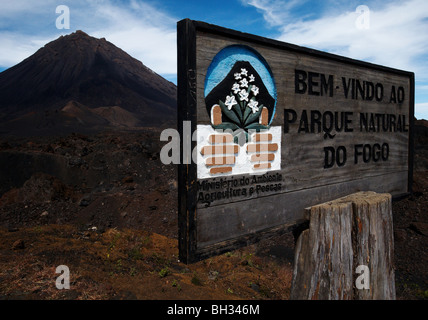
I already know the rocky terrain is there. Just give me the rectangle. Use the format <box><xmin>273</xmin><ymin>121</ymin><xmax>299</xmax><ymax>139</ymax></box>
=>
<box><xmin>0</xmin><ymin>129</ymin><xmax>294</xmax><ymax>300</ymax></box>
<box><xmin>0</xmin><ymin>122</ymin><xmax>426</xmax><ymax>300</ymax></box>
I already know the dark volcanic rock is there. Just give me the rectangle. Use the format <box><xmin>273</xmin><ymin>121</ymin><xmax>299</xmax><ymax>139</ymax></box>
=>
<box><xmin>12</xmin><ymin>239</ymin><xmax>25</xmax><ymax>250</ymax></box>
<box><xmin>409</xmin><ymin>222</ymin><xmax>428</xmax><ymax>236</ymax></box>
<box><xmin>0</xmin><ymin>30</ymin><xmax>177</xmax><ymax>135</ymax></box>
<box><xmin>415</xmin><ymin>119</ymin><xmax>428</xmax><ymax>170</ymax></box>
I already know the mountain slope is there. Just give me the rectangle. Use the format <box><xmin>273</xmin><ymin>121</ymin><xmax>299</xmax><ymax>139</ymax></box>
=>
<box><xmin>0</xmin><ymin>30</ymin><xmax>176</xmax><ymax>135</ymax></box>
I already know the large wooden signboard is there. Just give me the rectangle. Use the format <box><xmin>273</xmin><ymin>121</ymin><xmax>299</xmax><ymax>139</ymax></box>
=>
<box><xmin>177</xmin><ymin>19</ymin><xmax>414</xmax><ymax>263</ymax></box>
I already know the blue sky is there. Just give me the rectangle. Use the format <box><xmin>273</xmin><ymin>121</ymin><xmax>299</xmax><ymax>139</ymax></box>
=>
<box><xmin>1</xmin><ymin>0</ymin><xmax>428</xmax><ymax>118</ymax></box>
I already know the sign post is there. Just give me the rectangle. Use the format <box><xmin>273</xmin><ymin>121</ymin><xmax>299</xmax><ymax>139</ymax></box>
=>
<box><xmin>177</xmin><ymin>19</ymin><xmax>414</xmax><ymax>264</ymax></box>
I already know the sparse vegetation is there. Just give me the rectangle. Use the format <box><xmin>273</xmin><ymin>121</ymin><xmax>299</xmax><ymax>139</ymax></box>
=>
<box><xmin>127</xmin><ymin>245</ymin><xmax>144</xmax><ymax>261</ymax></box>
<box><xmin>171</xmin><ymin>279</ymin><xmax>181</xmax><ymax>292</ymax></box>
<box><xmin>159</xmin><ymin>267</ymin><xmax>170</xmax><ymax>278</ymax></box>
<box><xmin>0</xmin><ymin>224</ymin><xmax>297</xmax><ymax>299</ymax></box>
<box><xmin>191</xmin><ymin>272</ymin><xmax>203</xmax><ymax>286</ymax></box>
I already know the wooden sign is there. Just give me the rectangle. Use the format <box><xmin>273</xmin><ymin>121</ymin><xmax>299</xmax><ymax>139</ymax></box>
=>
<box><xmin>177</xmin><ymin>19</ymin><xmax>414</xmax><ymax>263</ymax></box>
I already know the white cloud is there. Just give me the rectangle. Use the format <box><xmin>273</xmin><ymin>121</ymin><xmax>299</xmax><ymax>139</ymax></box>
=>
<box><xmin>0</xmin><ymin>32</ymin><xmax>57</xmax><ymax>67</ymax></box>
<box><xmin>242</xmin><ymin>0</ymin><xmax>305</xmax><ymax>27</ymax></box>
<box><xmin>416</xmin><ymin>103</ymin><xmax>428</xmax><ymax>120</ymax></box>
<box><xmin>244</xmin><ymin>0</ymin><xmax>428</xmax><ymax>77</ymax></box>
<box><xmin>89</xmin><ymin>0</ymin><xmax>177</xmax><ymax>75</ymax></box>
<box><xmin>276</xmin><ymin>0</ymin><xmax>428</xmax><ymax>75</ymax></box>
<box><xmin>247</xmin><ymin>0</ymin><xmax>428</xmax><ymax>118</ymax></box>
<box><xmin>0</xmin><ymin>33</ymin><xmax>38</xmax><ymax>67</ymax></box>
<box><xmin>0</xmin><ymin>0</ymin><xmax>177</xmax><ymax>76</ymax></box>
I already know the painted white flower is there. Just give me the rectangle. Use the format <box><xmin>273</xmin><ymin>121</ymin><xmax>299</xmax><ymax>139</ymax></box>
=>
<box><xmin>240</xmin><ymin>68</ymin><xmax>248</xmax><ymax>76</ymax></box>
<box><xmin>251</xmin><ymin>85</ymin><xmax>259</xmax><ymax>96</ymax></box>
<box><xmin>249</xmin><ymin>74</ymin><xmax>255</xmax><ymax>82</ymax></box>
<box><xmin>239</xmin><ymin>89</ymin><xmax>249</xmax><ymax>102</ymax></box>
<box><xmin>248</xmin><ymin>99</ymin><xmax>259</xmax><ymax>113</ymax></box>
<box><xmin>232</xmin><ymin>83</ymin><xmax>241</xmax><ymax>94</ymax></box>
<box><xmin>240</xmin><ymin>78</ymin><xmax>248</xmax><ymax>88</ymax></box>
<box><xmin>225</xmin><ymin>95</ymin><xmax>237</xmax><ymax>110</ymax></box>
<box><xmin>234</xmin><ymin>72</ymin><xmax>242</xmax><ymax>80</ymax></box>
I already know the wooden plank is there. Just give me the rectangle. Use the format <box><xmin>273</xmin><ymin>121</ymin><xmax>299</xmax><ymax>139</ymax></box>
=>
<box><xmin>195</xmin><ymin>31</ymin><xmax>411</xmax><ymax>194</ymax></box>
<box><xmin>178</xmin><ymin>19</ymin><xmax>413</xmax><ymax>263</ymax></box>
<box><xmin>195</xmin><ymin>168</ymin><xmax>408</xmax><ymax>209</ymax></box>
<box><xmin>177</xmin><ymin>19</ymin><xmax>198</xmax><ymax>264</ymax></box>
<box><xmin>194</xmin><ymin>223</ymin><xmax>292</xmax><ymax>261</ymax></box>
<box><xmin>196</xmin><ymin>171</ymin><xmax>407</xmax><ymax>248</ymax></box>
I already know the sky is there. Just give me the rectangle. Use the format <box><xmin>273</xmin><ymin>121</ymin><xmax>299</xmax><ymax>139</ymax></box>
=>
<box><xmin>1</xmin><ymin>0</ymin><xmax>428</xmax><ymax>119</ymax></box>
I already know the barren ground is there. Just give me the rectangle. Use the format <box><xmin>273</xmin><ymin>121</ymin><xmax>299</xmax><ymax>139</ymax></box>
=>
<box><xmin>0</xmin><ymin>129</ymin><xmax>426</xmax><ymax>300</ymax></box>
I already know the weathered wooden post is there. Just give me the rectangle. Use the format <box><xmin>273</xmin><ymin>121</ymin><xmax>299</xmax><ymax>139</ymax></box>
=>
<box><xmin>291</xmin><ymin>191</ymin><xmax>395</xmax><ymax>300</ymax></box>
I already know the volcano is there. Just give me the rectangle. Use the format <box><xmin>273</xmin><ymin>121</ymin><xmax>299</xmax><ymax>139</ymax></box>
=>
<box><xmin>0</xmin><ymin>30</ymin><xmax>177</xmax><ymax>135</ymax></box>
